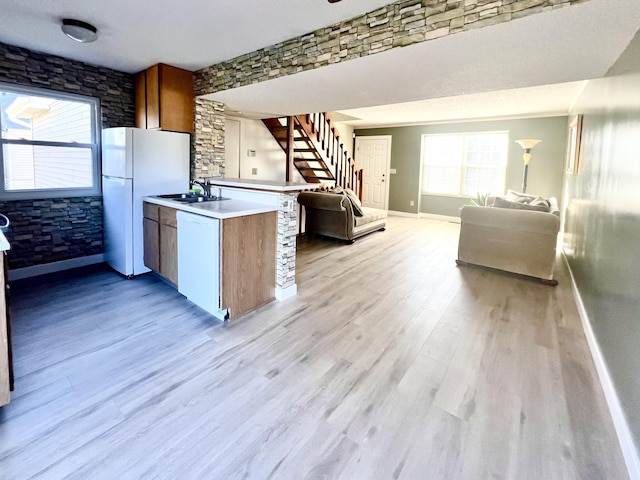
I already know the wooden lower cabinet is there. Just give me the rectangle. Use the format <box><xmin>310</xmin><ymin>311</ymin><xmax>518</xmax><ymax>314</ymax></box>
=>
<box><xmin>159</xmin><ymin>224</ymin><xmax>178</xmax><ymax>285</ymax></box>
<box><xmin>221</xmin><ymin>211</ymin><xmax>277</xmax><ymax>320</ymax></box>
<box><xmin>1</xmin><ymin>252</ymin><xmax>10</xmax><ymax>407</ymax></box>
<box><xmin>143</xmin><ymin>202</ymin><xmax>178</xmax><ymax>285</ymax></box>
<box><xmin>143</xmin><ymin>217</ymin><xmax>160</xmax><ymax>272</ymax></box>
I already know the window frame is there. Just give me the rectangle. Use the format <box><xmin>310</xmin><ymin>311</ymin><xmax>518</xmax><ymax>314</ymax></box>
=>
<box><xmin>420</xmin><ymin>131</ymin><xmax>509</xmax><ymax>198</ymax></box>
<box><xmin>0</xmin><ymin>82</ymin><xmax>101</xmax><ymax>200</ymax></box>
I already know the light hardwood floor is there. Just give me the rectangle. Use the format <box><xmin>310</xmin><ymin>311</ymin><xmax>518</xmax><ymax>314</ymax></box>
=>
<box><xmin>0</xmin><ymin>216</ymin><xmax>628</xmax><ymax>479</ymax></box>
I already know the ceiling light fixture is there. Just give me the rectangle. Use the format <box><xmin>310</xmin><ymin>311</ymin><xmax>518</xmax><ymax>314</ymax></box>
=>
<box><xmin>61</xmin><ymin>18</ymin><xmax>98</xmax><ymax>43</ymax></box>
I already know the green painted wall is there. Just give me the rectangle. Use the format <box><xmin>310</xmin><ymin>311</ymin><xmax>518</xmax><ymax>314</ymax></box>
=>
<box><xmin>563</xmin><ymin>72</ymin><xmax>640</xmax><ymax>453</ymax></box>
<box><xmin>356</xmin><ymin>116</ymin><xmax>567</xmax><ymax>216</ymax></box>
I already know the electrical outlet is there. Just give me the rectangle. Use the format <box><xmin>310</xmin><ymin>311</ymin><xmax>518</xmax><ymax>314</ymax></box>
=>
<box><xmin>410</xmin><ymin>200</ymin><xmax>415</xmax><ymax>206</ymax></box>
<box><xmin>252</xmin><ymin>167</ymin><xmax>258</xmax><ymax>175</ymax></box>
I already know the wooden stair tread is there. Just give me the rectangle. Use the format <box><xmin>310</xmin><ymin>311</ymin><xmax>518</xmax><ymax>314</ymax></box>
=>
<box><xmin>297</xmin><ymin>167</ymin><xmax>332</xmax><ymax>172</ymax></box>
<box><xmin>262</xmin><ymin>114</ymin><xmax>360</xmax><ymax>200</ymax></box>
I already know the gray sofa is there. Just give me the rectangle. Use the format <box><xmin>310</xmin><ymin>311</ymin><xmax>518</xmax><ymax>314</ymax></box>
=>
<box><xmin>457</xmin><ymin>196</ymin><xmax>561</xmax><ymax>284</ymax></box>
<box><xmin>297</xmin><ymin>191</ymin><xmax>387</xmax><ymax>242</ymax></box>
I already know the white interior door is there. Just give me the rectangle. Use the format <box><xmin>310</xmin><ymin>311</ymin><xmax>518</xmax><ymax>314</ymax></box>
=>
<box><xmin>356</xmin><ymin>136</ymin><xmax>391</xmax><ymax>210</ymax></box>
<box><xmin>225</xmin><ymin>118</ymin><xmax>241</xmax><ymax>178</ymax></box>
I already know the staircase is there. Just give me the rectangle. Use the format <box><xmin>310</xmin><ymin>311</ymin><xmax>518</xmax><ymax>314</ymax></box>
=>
<box><xmin>262</xmin><ymin>113</ymin><xmax>363</xmax><ymax>199</ymax></box>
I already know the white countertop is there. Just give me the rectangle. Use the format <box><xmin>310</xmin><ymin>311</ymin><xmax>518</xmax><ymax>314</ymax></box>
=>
<box><xmin>0</xmin><ymin>231</ymin><xmax>9</xmax><ymax>251</ymax></box>
<box><xmin>210</xmin><ymin>178</ymin><xmax>317</xmax><ymax>192</ymax></box>
<box><xmin>144</xmin><ymin>196</ymin><xmax>278</xmax><ymax>219</ymax></box>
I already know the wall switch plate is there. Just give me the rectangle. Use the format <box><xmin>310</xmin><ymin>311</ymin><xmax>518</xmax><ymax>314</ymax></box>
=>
<box><xmin>247</xmin><ymin>149</ymin><xmax>256</xmax><ymax>157</ymax></box>
<box><xmin>410</xmin><ymin>200</ymin><xmax>415</xmax><ymax>206</ymax></box>
<box><xmin>252</xmin><ymin>167</ymin><xmax>258</xmax><ymax>175</ymax></box>
<box><xmin>390</xmin><ymin>168</ymin><xmax>397</xmax><ymax>174</ymax></box>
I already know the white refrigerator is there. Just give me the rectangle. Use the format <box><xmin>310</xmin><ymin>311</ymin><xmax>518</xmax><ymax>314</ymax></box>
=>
<box><xmin>102</xmin><ymin>127</ymin><xmax>190</xmax><ymax>277</ymax></box>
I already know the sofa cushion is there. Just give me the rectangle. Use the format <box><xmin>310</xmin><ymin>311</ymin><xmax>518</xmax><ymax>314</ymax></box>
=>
<box><xmin>505</xmin><ymin>189</ymin><xmax>538</xmax><ymax>202</ymax></box>
<box><xmin>354</xmin><ymin>207</ymin><xmax>387</xmax><ymax>227</ymax></box>
<box><xmin>331</xmin><ymin>185</ymin><xmax>364</xmax><ymax>216</ymax></box>
<box><xmin>491</xmin><ymin>190</ymin><xmax>552</xmax><ymax>213</ymax></box>
<box><xmin>493</xmin><ymin>197</ymin><xmax>550</xmax><ymax>213</ymax></box>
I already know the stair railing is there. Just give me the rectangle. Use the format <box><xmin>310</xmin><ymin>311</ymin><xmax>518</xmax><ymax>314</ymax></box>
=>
<box><xmin>304</xmin><ymin>113</ymin><xmax>363</xmax><ymax>201</ymax></box>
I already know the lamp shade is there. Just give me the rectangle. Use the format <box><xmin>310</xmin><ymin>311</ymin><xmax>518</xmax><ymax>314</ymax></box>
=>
<box><xmin>61</xmin><ymin>19</ymin><xmax>98</xmax><ymax>43</ymax></box>
<box><xmin>515</xmin><ymin>139</ymin><xmax>542</xmax><ymax>150</ymax></box>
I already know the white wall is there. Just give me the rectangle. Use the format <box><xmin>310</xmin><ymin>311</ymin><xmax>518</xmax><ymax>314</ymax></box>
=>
<box><xmin>333</xmin><ymin>121</ymin><xmax>355</xmax><ymax>161</ymax></box>
<box><xmin>224</xmin><ymin>114</ymin><xmax>352</xmax><ymax>183</ymax></box>
<box><xmin>225</xmin><ymin>116</ymin><xmax>304</xmax><ymax>182</ymax></box>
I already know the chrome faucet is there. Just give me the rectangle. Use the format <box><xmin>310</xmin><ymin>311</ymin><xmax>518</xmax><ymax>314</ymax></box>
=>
<box><xmin>190</xmin><ymin>178</ymin><xmax>212</xmax><ymax>197</ymax></box>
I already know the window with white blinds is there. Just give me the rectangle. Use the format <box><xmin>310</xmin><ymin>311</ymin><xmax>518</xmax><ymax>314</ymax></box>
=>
<box><xmin>421</xmin><ymin>132</ymin><xmax>508</xmax><ymax>197</ymax></box>
<box><xmin>0</xmin><ymin>83</ymin><xmax>100</xmax><ymax>199</ymax></box>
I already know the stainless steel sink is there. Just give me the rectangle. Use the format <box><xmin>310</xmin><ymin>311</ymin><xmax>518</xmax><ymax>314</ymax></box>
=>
<box><xmin>156</xmin><ymin>193</ymin><xmax>229</xmax><ymax>203</ymax></box>
<box><xmin>157</xmin><ymin>193</ymin><xmax>193</xmax><ymax>200</ymax></box>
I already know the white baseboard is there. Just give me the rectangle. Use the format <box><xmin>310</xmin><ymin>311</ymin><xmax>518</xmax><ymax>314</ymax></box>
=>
<box><xmin>419</xmin><ymin>213</ymin><xmax>461</xmax><ymax>223</ymax></box>
<box><xmin>563</xmin><ymin>254</ymin><xmax>640</xmax><ymax>480</ymax></box>
<box><xmin>387</xmin><ymin>210</ymin><xmax>420</xmax><ymax>218</ymax></box>
<box><xmin>9</xmin><ymin>254</ymin><xmax>105</xmax><ymax>281</ymax></box>
<box><xmin>275</xmin><ymin>283</ymin><xmax>297</xmax><ymax>301</ymax></box>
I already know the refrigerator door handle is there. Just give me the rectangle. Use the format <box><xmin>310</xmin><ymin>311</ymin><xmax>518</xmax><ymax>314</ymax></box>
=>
<box><xmin>103</xmin><ymin>176</ymin><xmax>127</xmax><ymax>185</ymax></box>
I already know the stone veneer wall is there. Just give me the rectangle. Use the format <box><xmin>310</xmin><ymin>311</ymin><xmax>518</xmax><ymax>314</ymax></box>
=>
<box><xmin>0</xmin><ymin>197</ymin><xmax>103</xmax><ymax>269</ymax></box>
<box><xmin>195</xmin><ymin>0</ymin><xmax>589</xmax><ymax>95</ymax></box>
<box><xmin>0</xmin><ymin>42</ymin><xmax>135</xmax><ymax>270</ymax></box>
<box><xmin>277</xmin><ymin>194</ymin><xmax>299</xmax><ymax>291</ymax></box>
<box><xmin>192</xmin><ymin>98</ymin><xmax>225</xmax><ymax>178</ymax></box>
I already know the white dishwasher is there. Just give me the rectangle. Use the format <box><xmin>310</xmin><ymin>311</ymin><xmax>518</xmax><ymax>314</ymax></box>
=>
<box><xmin>177</xmin><ymin>211</ymin><xmax>225</xmax><ymax>319</ymax></box>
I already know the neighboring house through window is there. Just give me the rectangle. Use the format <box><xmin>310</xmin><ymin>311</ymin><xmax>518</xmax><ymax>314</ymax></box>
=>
<box><xmin>421</xmin><ymin>132</ymin><xmax>508</xmax><ymax>197</ymax></box>
<box><xmin>0</xmin><ymin>84</ymin><xmax>100</xmax><ymax>199</ymax></box>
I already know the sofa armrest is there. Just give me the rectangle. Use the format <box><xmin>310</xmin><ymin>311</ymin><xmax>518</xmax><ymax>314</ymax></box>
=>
<box><xmin>298</xmin><ymin>191</ymin><xmax>357</xmax><ymax>241</ymax></box>
<box><xmin>297</xmin><ymin>192</ymin><xmax>350</xmax><ymax>212</ymax></box>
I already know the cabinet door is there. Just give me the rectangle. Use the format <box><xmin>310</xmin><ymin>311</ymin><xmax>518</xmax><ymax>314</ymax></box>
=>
<box><xmin>159</xmin><ymin>224</ymin><xmax>178</xmax><ymax>285</ymax></box>
<box><xmin>158</xmin><ymin>64</ymin><xmax>194</xmax><ymax>133</ymax></box>
<box><xmin>134</xmin><ymin>71</ymin><xmax>148</xmax><ymax>129</ymax></box>
<box><xmin>221</xmin><ymin>211</ymin><xmax>277</xmax><ymax>319</ymax></box>
<box><xmin>1</xmin><ymin>252</ymin><xmax>10</xmax><ymax>406</ymax></box>
<box><xmin>143</xmin><ymin>218</ymin><xmax>160</xmax><ymax>273</ymax></box>
<box><xmin>145</xmin><ymin>64</ymin><xmax>161</xmax><ymax>130</ymax></box>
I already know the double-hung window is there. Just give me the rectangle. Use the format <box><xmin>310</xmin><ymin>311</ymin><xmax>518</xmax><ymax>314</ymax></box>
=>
<box><xmin>421</xmin><ymin>132</ymin><xmax>508</xmax><ymax>197</ymax></box>
<box><xmin>0</xmin><ymin>84</ymin><xmax>100</xmax><ymax>199</ymax></box>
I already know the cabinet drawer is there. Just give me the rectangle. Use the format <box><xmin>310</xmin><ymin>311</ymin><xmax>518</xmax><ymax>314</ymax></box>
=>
<box><xmin>143</xmin><ymin>202</ymin><xmax>159</xmax><ymax>221</ymax></box>
<box><xmin>159</xmin><ymin>206</ymin><xmax>178</xmax><ymax>227</ymax></box>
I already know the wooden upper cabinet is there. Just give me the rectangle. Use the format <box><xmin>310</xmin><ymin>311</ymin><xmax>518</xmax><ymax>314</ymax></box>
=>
<box><xmin>135</xmin><ymin>63</ymin><xmax>194</xmax><ymax>134</ymax></box>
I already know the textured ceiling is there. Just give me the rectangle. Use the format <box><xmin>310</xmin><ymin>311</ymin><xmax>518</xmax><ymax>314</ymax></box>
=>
<box><xmin>1</xmin><ymin>0</ymin><xmax>639</xmax><ymax>126</ymax></box>
<box><xmin>203</xmin><ymin>0</ymin><xmax>640</xmax><ymax>125</ymax></box>
<box><xmin>0</xmin><ymin>0</ymin><xmax>394</xmax><ymax>73</ymax></box>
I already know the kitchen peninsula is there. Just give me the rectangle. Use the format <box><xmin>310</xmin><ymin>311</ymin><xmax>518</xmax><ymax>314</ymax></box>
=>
<box><xmin>143</xmin><ymin>178</ymin><xmax>315</xmax><ymax>320</ymax></box>
<box><xmin>143</xmin><ymin>195</ymin><xmax>278</xmax><ymax>320</ymax></box>
<box><xmin>209</xmin><ymin>178</ymin><xmax>317</xmax><ymax>302</ymax></box>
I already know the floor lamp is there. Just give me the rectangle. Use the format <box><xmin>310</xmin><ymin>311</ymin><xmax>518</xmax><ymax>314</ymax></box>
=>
<box><xmin>515</xmin><ymin>139</ymin><xmax>542</xmax><ymax>193</ymax></box>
